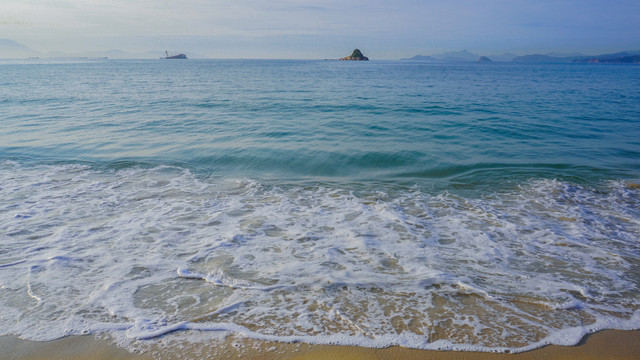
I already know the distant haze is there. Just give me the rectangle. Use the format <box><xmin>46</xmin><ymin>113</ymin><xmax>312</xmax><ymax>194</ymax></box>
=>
<box><xmin>1</xmin><ymin>0</ymin><xmax>639</xmax><ymax>59</ymax></box>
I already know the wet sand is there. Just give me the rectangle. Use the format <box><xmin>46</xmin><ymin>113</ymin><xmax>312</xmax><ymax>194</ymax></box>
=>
<box><xmin>2</xmin><ymin>330</ymin><xmax>639</xmax><ymax>360</ymax></box>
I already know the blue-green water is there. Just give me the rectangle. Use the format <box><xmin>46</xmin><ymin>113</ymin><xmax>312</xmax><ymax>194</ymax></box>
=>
<box><xmin>1</xmin><ymin>59</ymin><xmax>639</xmax><ymax>354</ymax></box>
<box><xmin>3</xmin><ymin>60</ymin><xmax>639</xmax><ymax>187</ymax></box>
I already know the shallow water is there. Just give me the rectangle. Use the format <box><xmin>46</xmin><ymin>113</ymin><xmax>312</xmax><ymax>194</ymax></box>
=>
<box><xmin>1</xmin><ymin>59</ymin><xmax>639</xmax><ymax>353</ymax></box>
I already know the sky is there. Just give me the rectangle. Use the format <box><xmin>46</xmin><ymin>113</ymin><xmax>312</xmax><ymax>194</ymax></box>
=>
<box><xmin>1</xmin><ymin>0</ymin><xmax>639</xmax><ymax>59</ymax></box>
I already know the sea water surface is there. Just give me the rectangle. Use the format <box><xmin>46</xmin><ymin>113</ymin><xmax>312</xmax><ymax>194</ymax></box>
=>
<box><xmin>1</xmin><ymin>59</ymin><xmax>639</xmax><ymax>354</ymax></box>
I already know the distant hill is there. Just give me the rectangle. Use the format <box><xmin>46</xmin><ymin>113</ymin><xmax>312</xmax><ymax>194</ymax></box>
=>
<box><xmin>486</xmin><ymin>53</ymin><xmax>518</xmax><ymax>62</ymax></box>
<box><xmin>402</xmin><ymin>51</ymin><xmax>515</xmax><ymax>62</ymax></box>
<box><xmin>0</xmin><ymin>39</ymin><xmax>209</xmax><ymax>59</ymax></box>
<box><xmin>572</xmin><ymin>51</ymin><xmax>640</xmax><ymax>63</ymax></box>
<box><xmin>86</xmin><ymin>50</ymin><xmax>208</xmax><ymax>59</ymax></box>
<box><xmin>546</xmin><ymin>52</ymin><xmax>586</xmax><ymax>58</ymax></box>
<box><xmin>574</xmin><ymin>55</ymin><xmax>640</xmax><ymax>63</ymax></box>
<box><xmin>512</xmin><ymin>50</ymin><xmax>640</xmax><ymax>63</ymax></box>
<box><xmin>401</xmin><ymin>55</ymin><xmax>437</xmax><ymax>61</ymax></box>
<box><xmin>511</xmin><ymin>54</ymin><xmax>573</xmax><ymax>63</ymax></box>
<box><xmin>49</xmin><ymin>49</ymin><xmax>206</xmax><ymax>59</ymax></box>
<box><xmin>0</xmin><ymin>39</ymin><xmax>40</xmax><ymax>58</ymax></box>
<box><xmin>402</xmin><ymin>49</ymin><xmax>640</xmax><ymax>64</ymax></box>
<box><xmin>431</xmin><ymin>49</ymin><xmax>479</xmax><ymax>62</ymax></box>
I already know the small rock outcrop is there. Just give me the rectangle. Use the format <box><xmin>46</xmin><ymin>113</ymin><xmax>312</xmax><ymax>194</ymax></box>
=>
<box><xmin>476</xmin><ymin>56</ymin><xmax>493</xmax><ymax>63</ymax></box>
<box><xmin>340</xmin><ymin>49</ymin><xmax>369</xmax><ymax>61</ymax></box>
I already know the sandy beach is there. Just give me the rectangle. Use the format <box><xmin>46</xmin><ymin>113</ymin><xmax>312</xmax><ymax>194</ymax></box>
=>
<box><xmin>2</xmin><ymin>330</ymin><xmax>639</xmax><ymax>360</ymax></box>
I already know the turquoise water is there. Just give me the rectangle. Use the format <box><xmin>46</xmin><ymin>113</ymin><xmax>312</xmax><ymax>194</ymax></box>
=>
<box><xmin>3</xmin><ymin>60</ymin><xmax>639</xmax><ymax>187</ymax></box>
<box><xmin>1</xmin><ymin>59</ymin><xmax>639</xmax><ymax>353</ymax></box>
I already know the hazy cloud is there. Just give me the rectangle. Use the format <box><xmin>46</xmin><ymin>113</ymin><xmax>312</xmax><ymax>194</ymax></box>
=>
<box><xmin>1</xmin><ymin>0</ymin><xmax>638</xmax><ymax>58</ymax></box>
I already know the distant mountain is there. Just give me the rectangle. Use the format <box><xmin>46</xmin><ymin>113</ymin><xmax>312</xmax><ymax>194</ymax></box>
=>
<box><xmin>0</xmin><ymin>39</ymin><xmax>208</xmax><ymax>59</ymax></box>
<box><xmin>401</xmin><ymin>55</ymin><xmax>437</xmax><ymax>61</ymax></box>
<box><xmin>43</xmin><ymin>49</ymin><xmax>208</xmax><ymax>59</ymax></box>
<box><xmin>431</xmin><ymin>49</ymin><xmax>479</xmax><ymax>62</ymax></box>
<box><xmin>99</xmin><ymin>49</ymin><xmax>139</xmax><ymax>58</ymax></box>
<box><xmin>546</xmin><ymin>52</ymin><xmax>585</xmax><ymax>58</ymax></box>
<box><xmin>486</xmin><ymin>53</ymin><xmax>518</xmax><ymax>62</ymax></box>
<box><xmin>403</xmin><ymin>49</ymin><xmax>640</xmax><ymax>64</ymax></box>
<box><xmin>91</xmin><ymin>50</ymin><xmax>207</xmax><ymax>59</ymax></box>
<box><xmin>511</xmin><ymin>54</ymin><xmax>573</xmax><ymax>63</ymax></box>
<box><xmin>402</xmin><ymin>50</ymin><xmax>489</xmax><ymax>62</ymax></box>
<box><xmin>49</xmin><ymin>49</ymin><xmax>177</xmax><ymax>59</ymax></box>
<box><xmin>512</xmin><ymin>50</ymin><xmax>640</xmax><ymax>63</ymax></box>
<box><xmin>582</xmin><ymin>55</ymin><xmax>640</xmax><ymax>63</ymax></box>
<box><xmin>0</xmin><ymin>39</ymin><xmax>40</xmax><ymax>58</ymax></box>
<box><xmin>573</xmin><ymin>51</ymin><xmax>640</xmax><ymax>63</ymax></box>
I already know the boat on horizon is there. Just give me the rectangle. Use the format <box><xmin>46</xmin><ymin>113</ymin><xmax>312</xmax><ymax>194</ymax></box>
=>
<box><xmin>161</xmin><ymin>51</ymin><xmax>187</xmax><ymax>59</ymax></box>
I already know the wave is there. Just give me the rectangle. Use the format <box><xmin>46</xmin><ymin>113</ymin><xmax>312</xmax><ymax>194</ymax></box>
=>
<box><xmin>0</xmin><ymin>161</ymin><xmax>638</xmax><ymax>353</ymax></box>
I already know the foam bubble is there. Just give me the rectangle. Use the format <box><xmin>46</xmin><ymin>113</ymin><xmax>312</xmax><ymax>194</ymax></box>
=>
<box><xmin>0</xmin><ymin>162</ymin><xmax>638</xmax><ymax>353</ymax></box>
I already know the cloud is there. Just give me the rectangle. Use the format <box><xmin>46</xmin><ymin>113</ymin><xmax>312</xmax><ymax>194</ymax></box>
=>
<box><xmin>2</xmin><ymin>0</ymin><xmax>639</xmax><ymax>57</ymax></box>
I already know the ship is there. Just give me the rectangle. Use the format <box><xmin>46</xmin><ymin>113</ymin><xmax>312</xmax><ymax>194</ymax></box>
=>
<box><xmin>161</xmin><ymin>51</ymin><xmax>187</xmax><ymax>59</ymax></box>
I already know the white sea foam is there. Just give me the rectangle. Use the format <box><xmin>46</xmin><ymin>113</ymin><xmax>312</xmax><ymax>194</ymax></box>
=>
<box><xmin>0</xmin><ymin>161</ymin><xmax>639</xmax><ymax>353</ymax></box>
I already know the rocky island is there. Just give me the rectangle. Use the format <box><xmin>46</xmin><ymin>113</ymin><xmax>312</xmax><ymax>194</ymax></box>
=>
<box><xmin>340</xmin><ymin>48</ymin><xmax>369</xmax><ymax>61</ymax></box>
<box><xmin>476</xmin><ymin>56</ymin><xmax>493</xmax><ymax>63</ymax></box>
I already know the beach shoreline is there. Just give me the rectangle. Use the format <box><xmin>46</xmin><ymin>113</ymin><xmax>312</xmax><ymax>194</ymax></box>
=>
<box><xmin>2</xmin><ymin>329</ymin><xmax>639</xmax><ymax>360</ymax></box>
<box><xmin>2</xmin><ymin>61</ymin><xmax>639</xmax><ymax>359</ymax></box>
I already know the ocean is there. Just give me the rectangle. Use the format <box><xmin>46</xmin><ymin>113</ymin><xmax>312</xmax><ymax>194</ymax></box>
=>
<box><xmin>1</xmin><ymin>59</ymin><xmax>639</xmax><ymax>354</ymax></box>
